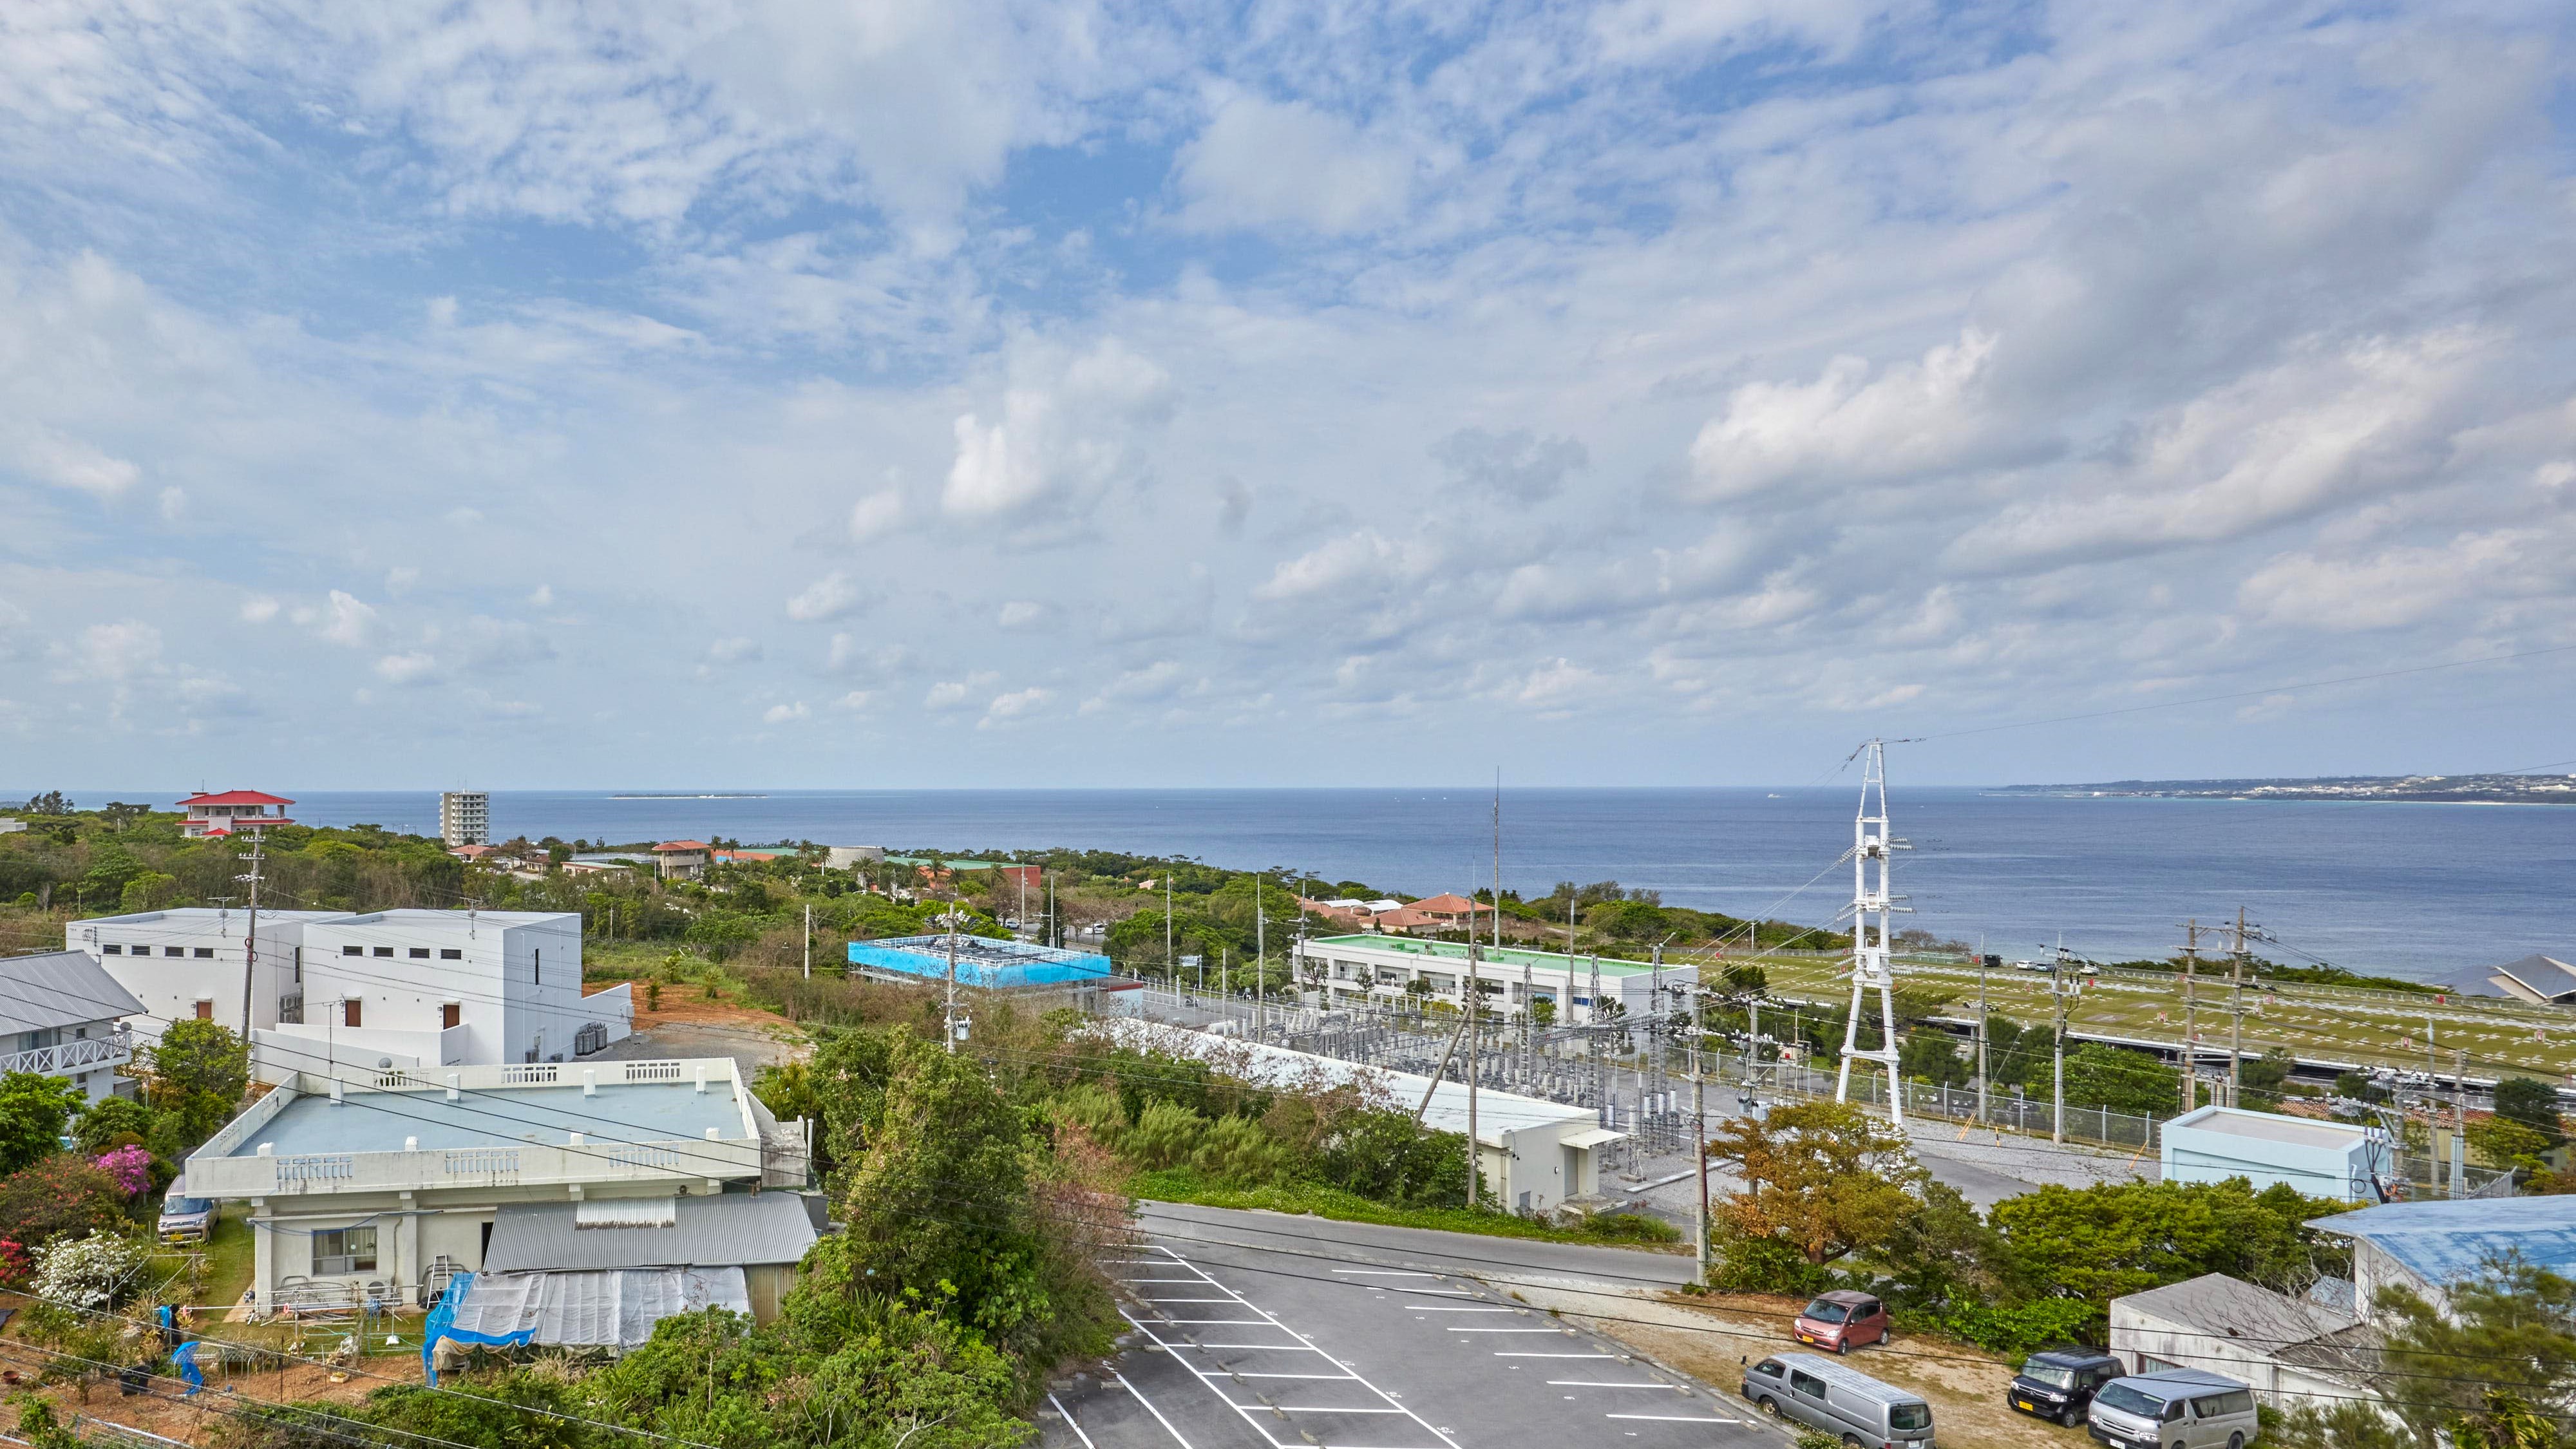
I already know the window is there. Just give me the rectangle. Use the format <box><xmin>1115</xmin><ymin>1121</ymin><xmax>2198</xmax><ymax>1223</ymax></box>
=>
<box><xmin>1788</xmin><ymin>1370</ymin><xmax>1827</xmax><ymax>1398</ymax></box>
<box><xmin>343</xmin><ymin>999</ymin><xmax>362</xmax><ymax>1028</ymax></box>
<box><xmin>533</xmin><ymin>949</ymin><xmax>541</xmax><ymax>985</ymax></box>
<box><xmin>408</xmin><ymin>947</ymin><xmax>430</xmax><ymax>959</ymax></box>
<box><xmin>341</xmin><ymin>945</ymin><xmax>362</xmax><ymax>956</ymax></box>
<box><xmin>102</xmin><ymin>944</ymin><xmax>121</xmax><ymax>955</ymax></box>
<box><xmin>1750</xmin><ymin>1359</ymin><xmax>1784</xmax><ymax>1379</ymax></box>
<box><xmin>312</xmin><ymin>1227</ymin><xmax>377</xmax><ymax>1275</ymax></box>
<box><xmin>373</xmin><ymin>947</ymin><xmax>393</xmax><ymax>958</ymax></box>
<box><xmin>193</xmin><ymin>947</ymin><xmax>213</xmax><ymax>958</ymax></box>
<box><xmin>441</xmin><ymin>1003</ymin><xmax>461</xmax><ymax>1030</ymax></box>
<box><xmin>193</xmin><ymin>1001</ymin><xmax>213</xmax><ymax>1021</ymax></box>
<box><xmin>439</xmin><ymin>949</ymin><xmax>461</xmax><ymax>960</ymax></box>
<box><xmin>164</xmin><ymin>947</ymin><xmax>185</xmax><ymax>958</ymax></box>
<box><xmin>1889</xmin><ymin>1404</ymin><xmax>1932</xmax><ymax>1433</ymax></box>
<box><xmin>1803</xmin><ymin>1300</ymin><xmax>1850</xmax><ymax>1323</ymax></box>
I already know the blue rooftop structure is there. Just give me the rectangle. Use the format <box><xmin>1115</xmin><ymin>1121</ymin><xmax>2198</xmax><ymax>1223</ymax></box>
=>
<box><xmin>231</xmin><ymin>1083</ymin><xmax>744</xmax><ymax>1157</ymax></box>
<box><xmin>2306</xmin><ymin>1197</ymin><xmax>2576</xmax><ymax>1309</ymax></box>
<box><xmin>846</xmin><ymin>934</ymin><xmax>1111</xmax><ymax>988</ymax></box>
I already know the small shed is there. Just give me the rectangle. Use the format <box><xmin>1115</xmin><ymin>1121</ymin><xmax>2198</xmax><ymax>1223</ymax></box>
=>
<box><xmin>484</xmin><ymin>1192</ymin><xmax>819</xmax><ymax>1323</ymax></box>
<box><xmin>2160</xmin><ymin>1106</ymin><xmax>2386</xmax><ymax>1202</ymax></box>
<box><xmin>2109</xmin><ymin>1273</ymin><xmax>2377</xmax><ymax>1409</ymax></box>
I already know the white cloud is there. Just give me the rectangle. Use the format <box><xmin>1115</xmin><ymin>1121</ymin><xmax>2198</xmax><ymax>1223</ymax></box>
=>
<box><xmin>848</xmin><ymin>489</ymin><xmax>904</xmax><ymax>542</ymax></box>
<box><xmin>924</xmin><ymin>670</ymin><xmax>999</xmax><ymax>711</ymax></box>
<box><xmin>156</xmin><ymin>486</ymin><xmax>185</xmax><ymax>521</ymax></box>
<box><xmin>1173</xmin><ymin>91</ymin><xmax>1417</xmax><ymax>237</ymax></box>
<box><xmin>786</xmin><ymin>571</ymin><xmax>867</xmax><ymax>622</ymax></box>
<box><xmin>762</xmin><ymin>701</ymin><xmax>810</xmax><ymax>724</ymax></box>
<box><xmin>1</xmin><ymin>423</ymin><xmax>141</xmax><ymax>497</ymax></box>
<box><xmin>240</xmin><ymin>596</ymin><xmax>280</xmax><ymax>624</ymax></box>
<box><xmin>942</xmin><ymin>337</ymin><xmax>1174</xmax><ymax>532</ymax></box>
<box><xmin>831</xmin><ymin>690</ymin><xmax>875</xmax><ymax>714</ymax></box>
<box><xmin>374</xmin><ymin>651</ymin><xmax>439</xmax><ymax>685</ymax></box>
<box><xmin>705</xmin><ymin>638</ymin><xmax>763</xmax><ymax>665</ymax></box>
<box><xmin>1687</xmin><ymin>330</ymin><xmax>2013</xmax><ymax>500</ymax></box>
<box><xmin>314</xmin><ymin>592</ymin><xmax>377</xmax><ymax>648</ymax></box>
<box><xmin>1506</xmin><ymin>658</ymin><xmax>1606</xmax><ymax>710</ymax></box>
<box><xmin>997</xmin><ymin>600</ymin><xmax>1048</xmax><ymax>629</ymax></box>
<box><xmin>1254</xmin><ymin>531</ymin><xmax>1438</xmax><ymax>602</ymax></box>
<box><xmin>64</xmin><ymin>621</ymin><xmax>162</xmax><ymax>680</ymax></box>
<box><xmin>528</xmin><ymin>583</ymin><xmax>554</xmax><ymax>607</ymax></box>
<box><xmin>978</xmin><ymin>686</ymin><xmax>1054</xmax><ymax>728</ymax></box>
<box><xmin>385</xmin><ymin>566</ymin><xmax>420</xmax><ymax>596</ymax></box>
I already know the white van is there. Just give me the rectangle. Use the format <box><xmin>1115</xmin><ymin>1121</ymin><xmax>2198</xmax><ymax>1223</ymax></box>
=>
<box><xmin>1742</xmin><ymin>1351</ymin><xmax>1935</xmax><ymax>1447</ymax></box>
<box><xmin>2087</xmin><ymin>1368</ymin><xmax>2259</xmax><ymax>1449</ymax></box>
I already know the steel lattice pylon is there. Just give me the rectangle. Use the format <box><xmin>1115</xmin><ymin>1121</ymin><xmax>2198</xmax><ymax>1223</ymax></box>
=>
<box><xmin>1835</xmin><ymin>739</ymin><xmax>1911</xmax><ymax>1122</ymax></box>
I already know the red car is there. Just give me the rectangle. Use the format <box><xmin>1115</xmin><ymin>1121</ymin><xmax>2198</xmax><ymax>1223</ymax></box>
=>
<box><xmin>1792</xmin><ymin>1290</ymin><xmax>1890</xmax><ymax>1354</ymax></box>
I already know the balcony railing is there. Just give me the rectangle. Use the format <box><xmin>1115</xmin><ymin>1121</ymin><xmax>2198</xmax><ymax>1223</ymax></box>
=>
<box><xmin>0</xmin><ymin>1028</ymin><xmax>133</xmax><ymax>1079</ymax></box>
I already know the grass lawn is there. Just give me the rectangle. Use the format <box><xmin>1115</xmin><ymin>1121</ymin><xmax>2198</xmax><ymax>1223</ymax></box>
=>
<box><xmin>1132</xmin><ymin>1167</ymin><xmax>1686</xmax><ymax>1250</ymax></box>
<box><xmin>195</xmin><ymin>1202</ymin><xmax>257</xmax><ymax>1312</ymax></box>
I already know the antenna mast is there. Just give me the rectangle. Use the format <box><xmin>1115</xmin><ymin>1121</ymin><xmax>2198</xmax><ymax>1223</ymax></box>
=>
<box><xmin>1834</xmin><ymin>739</ymin><xmax>1910</xmax><ymax>1123</ymax></box>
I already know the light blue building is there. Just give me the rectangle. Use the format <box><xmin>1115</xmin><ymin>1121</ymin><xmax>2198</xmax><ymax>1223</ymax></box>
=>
<box><xmin>2160</xmin><ymin>1104</ymin><xmax>2388</xmax><ymax>1202</ymax></box>
<box><xmin>2306</xmin><ymin>1197</ymin><xmax>2576</xmax><ymax>1318</ymax></box>
<box><xmin>846</xmin><ymin>934</ymin><xmax>1111</xmax><ymax>988</ymax></box>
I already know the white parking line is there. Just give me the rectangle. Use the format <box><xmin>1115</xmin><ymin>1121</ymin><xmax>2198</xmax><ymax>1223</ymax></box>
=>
<box><xmin>1331</xmin><ymin>1269</ymin><xmax>1439</xmax><ymax>1276</ymax></box>
<box><xmin>1273</xmin><ymin>1406</ymin><xmax>1408</xmax><ymax>1414</ymax></box>
<box><xmin>1445</xmin><ymin>1327</ymin><xmax>1566</xmax><ymax>1333</ymax></box>
<box><xmin>1409</xmin><ymin>1307</ymin><xmax>1517</xmax><ymax>1313</ymax></box>
<box><xmin>1136</xmin><ymin>1248</ymin><xmax>1462</xmax><ymax>1449</ymax></box>
<box><xmin>1046</xmin><ymin>1392</ymin><xmax>1098</xmax><ymax>1449</ymax></box>
<box><xmin>1546</xmin><ymin>1381</ymin><xmax>1678</xmax><ymax>1389</ymax></box>
<box><xmin>1493</xmin><ymin>1352</ymin><xmax>1622</xmax><ymax>1359</ymax></box>
<box><xmin>1233</xmin><ymin>1372</ymin><xmax>1361</xmax><ymax>1380</ymax></box>
<box><xmin>1605</xmin><ymin>1414</ymin><xmax>1744</xmax><ymax>1424</ymax></box>
<box><xmin>1113</xmin><ymin>1370</ymin><xmax>1197</xmax><ymax>1448</ymax></box>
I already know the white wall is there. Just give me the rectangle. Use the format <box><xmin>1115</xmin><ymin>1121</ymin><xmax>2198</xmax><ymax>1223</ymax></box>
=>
<box><xmin>69</xmin><ymin>909</ymin><xmax>346</xmax><ymax>1042</ymax></box>
<box><xmin>300</xmin><ymin>911</ymin><xmax>623</xmax><ymax>1066</ymax></box>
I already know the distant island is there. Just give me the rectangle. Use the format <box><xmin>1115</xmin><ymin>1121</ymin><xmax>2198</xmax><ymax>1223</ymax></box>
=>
<box><xmin>1999</xmin><ymin>774</ymin><xmax>2576</xmax><ymax>804</ymax></box>
<box><xmin>608</xmin><ymin>793</ymin><xmax>770</xmax><ymax>800</ymax></box>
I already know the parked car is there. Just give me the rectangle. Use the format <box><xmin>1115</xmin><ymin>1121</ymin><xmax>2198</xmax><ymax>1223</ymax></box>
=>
<box><xmin>1742</xmin><ymin>1351</ymin><xmax>1935</xmax><ymax>1447</ymax></box>
<box><xmin>2008</xmin><ymin>1349</ymin><xmax>2124</xmax><ymax>1426</ymax></box>
<box><xmin>2087</xmin><ymin>1368</ymin><xmax>2259</xmax><ymax>1449</ymax></box>
<box><xmin>1793</xmin><ymin>1289</ymin><xmax>1891</xmax><ymax>1353</ymax></box>
<box><xmin>157</xmin><ymin>1186</ymin><xmax>213</xmax><ymax>1244</ymax></box>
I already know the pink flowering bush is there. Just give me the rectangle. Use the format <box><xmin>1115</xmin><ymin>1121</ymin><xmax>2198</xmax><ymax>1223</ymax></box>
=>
<box><xmin>0</xmin><ymin>1237</ymin><xmax>28</xmax><ymax>1285</ymax></box>
<box><xmin>93</xmin><ymin>1144</ymin><xmax>152</xmax><ymax>1197</ymax></box>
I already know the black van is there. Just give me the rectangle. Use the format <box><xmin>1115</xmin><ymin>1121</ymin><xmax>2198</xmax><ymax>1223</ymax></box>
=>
<box><xmin>2007</xmin><ymin>1349</ymin><xmax>2125</xmax><ymax>1426</ymax></box>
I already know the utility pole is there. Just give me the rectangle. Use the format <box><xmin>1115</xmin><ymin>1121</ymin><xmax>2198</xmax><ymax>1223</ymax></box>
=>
<box><xmin>2050</xmin><ymin>936</ymin><xmax>2069</xmax><ymax>1146</ymax></box>
<box><xmin>2229</xmin><ymin>907</ymin><xmax>2248</xmax><ymax>1109</ymax></box>
<box><xmin>1589</xmin><ymin>952</ymin><xmax>1604</xmax><ymax>1125</ymax></box>
<box><xmin>235</xmin><ymin>832</ymin><xmax>269</xmax><ymax>1061</ymax></box>
<box><xmin>1466</xmin><ymin>941</ymin><xmax>1481</xmax><ymax>1209</ymax></box>
<box><xmin>1834</xmin><ymin>740</ymin><xmax>1908</xmax><ymax>1124</ymax></box>
<box><xmin>1694</xmin><ymin>1068</ymin><xmax>1709</xmax><ymax>1284</ymax></box>
<box><xmin>2179</xmin><ymin>920</ymin><xmax>2201</xmax><ymax>1113</ymax></box>
<box><xmin>1255</xmin><ymin>873</ymin><xmax>1266</xmax><ymax>1034</ymax></box>
<box><xmin>943</xmin><ymin>905</ymin><xmax>960</xmax><ymax>1055</ymax></box>
<box><xmin>1975</xmin><ymin>951</ymin><xmax>1989</xmax><ymax>1126</ymax></box>
<box><xmin>802</xmin><ymin>903</ymin><xmax>812</xmax><ymax>980</ymax></box>
<box><xmin>2450</xmin><ymin>1047</ymin><xmax>2468</xmax><ymax>1197</ymax></box>
<box><xmin>1164</xmin><ymin>871</ymin><xmax>1174</xmax><ymax>981</ymax></box>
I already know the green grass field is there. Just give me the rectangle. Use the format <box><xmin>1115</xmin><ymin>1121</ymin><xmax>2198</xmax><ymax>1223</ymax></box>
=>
<box><xmin>1749</xmin><ymin>953</ymin><xmax>2573</xmax><ymax>1083</ymax></box>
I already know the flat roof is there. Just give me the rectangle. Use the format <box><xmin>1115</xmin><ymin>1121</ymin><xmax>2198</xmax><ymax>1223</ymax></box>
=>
<box><xmin>486</xmin><ymin>1194</ymin><xmax>817</xmax><ymax>1272</ymax></box>
<box><xmin>231</xmin><ymin>1083</ymin><xmax>743</xmax><ymax>1158</ymax></box>
<box><xmin>1305</xmin><ymin>934</ymin><xmax>1689</xmax><ymax>976</ymax></box>
<box><xmin>2168</xmin><ymin>1107</ymin><xmax>2369</xmax><ymax>1151</ymax></box>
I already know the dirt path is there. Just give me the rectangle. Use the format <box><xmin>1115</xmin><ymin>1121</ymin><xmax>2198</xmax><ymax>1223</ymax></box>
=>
<box><xmin>1486</xmin><ymin>1282</ymin><xmax>2087</xmax><ymax>1448</ymax></box>
<box><xmin>0</xmin><ymin>1334</ymin><xmax>422</xmax><ymax>1446</ymax></box>
<box><xmin>589</xmin><ymin>983</ymin><xmax>811</xmax><ymax>1077</ymax></box>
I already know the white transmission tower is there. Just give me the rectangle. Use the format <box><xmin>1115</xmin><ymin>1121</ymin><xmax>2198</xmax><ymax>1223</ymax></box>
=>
<box><xmin>1835</xmin><ymin>739</ymin><xmax>1911</xmax><ymax>1122</ymax></box>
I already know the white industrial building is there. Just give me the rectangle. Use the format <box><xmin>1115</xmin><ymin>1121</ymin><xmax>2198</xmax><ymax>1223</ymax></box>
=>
<box><xmin>1293</xmin><ymin>934</ymin><xmax>1696</xmax><ymax>1027</ymax></box>
<box><xmin>2159</xmin><ymin>1105</ymin><xmax>2389</xmax><ymax>1202</ymax></box>
<box><xmin>0</xmin><ymin>951</ymin><xmax>147</xmax><ymax>1101</ymax></box>
<box><xmin>180</xmin><ymin>1056</ymin><xmax>807</xmax><ymax>1314</ymax></box>
<box><xmin>64</xmin><ymin>907</ymin><xmax>632</xmax><ymax>1079</ymax></box>
<box><xmin>1087</xmin><ymin>1018</ymin><xmax>1622</xmax><ymax>1213</ymax></box>
<box><xmin>439</xmin><ymin>791</ymin><xmax>491</xmax><ymax>849</ymax></box>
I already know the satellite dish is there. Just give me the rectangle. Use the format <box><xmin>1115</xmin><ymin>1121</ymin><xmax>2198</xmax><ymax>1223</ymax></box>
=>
<box><xmin>377</xmin><ymin>1057</ymin><xmax>393</xmax><ymax>1069</ymax></box>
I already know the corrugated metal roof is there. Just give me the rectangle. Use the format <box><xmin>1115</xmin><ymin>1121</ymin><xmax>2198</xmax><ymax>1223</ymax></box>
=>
<box><xmin>484</xmin><ymin>1193</ymin><xmax>818</xmax><ymax>1273</ymax></box>
<box><xmin>2306</xmin><ymin>1196</ymin><xmax>2576</xmax><ymax>1287</ymax></box>
<box><xmin>0</xmin><ymin>951</ymin><xmax>147</xmax><ymax>1034</ymax></box>
<box><xmin>2493</xmin><ymin>954</ymin><xmax>2576</xmax><ymax>1001</ymax></box>
<box><xmin>448</xmin><ymin>1266</ymin><xmax>748</xmax><ymax>1348</ymax></box>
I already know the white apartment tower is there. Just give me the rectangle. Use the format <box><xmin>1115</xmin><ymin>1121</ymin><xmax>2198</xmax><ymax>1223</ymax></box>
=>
<box><xmin>439</xmin><ymin>791</ymin><xmax>491</xmax><ymax>848</ymax></box>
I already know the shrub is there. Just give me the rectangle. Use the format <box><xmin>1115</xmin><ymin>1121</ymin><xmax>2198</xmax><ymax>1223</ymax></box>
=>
<box><xmin>1191</xmin><ymin>1115</ymin><xmax>1288</xmax><ymax>1188</ymax></box>
<box><xmin>1709</xmin><ymin>1225</ymin><xmax>1831</xmax><ymax>1297</ymax></box>
<box><xmin>93</xmin><ymin>1144</ymin><xmax>152</xmax><ymax>1197</ymax></box>
<box><xmin>1900</xmin><ymin>1296</ymin><xmax>2104</xmax><ymax>1356</ymax></box>
<box><xmin>1122</xmin><ymin>1101</ymin><xmax>1207</xmax><ymax>1171</ymax></box>
<box><xmin>0</xmin><ymin>1155</ymin><xmax>129</xmax><ymax>1247</ymax></box>
<box><xmin>30</xmin><ymin>1232</ymin><xmax>149</xmax><ymax>1308</ymax></box>
<box><xmin>73</xmin><ymin>1097</ymin><xmax>153</xmax><ymax>1155</ymax></box>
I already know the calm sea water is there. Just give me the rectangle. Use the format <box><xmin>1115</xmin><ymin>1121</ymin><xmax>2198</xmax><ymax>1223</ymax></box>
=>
<box><xmin>141</xmin><ymin>786</ymin><xmax>2573</xmax><ymax>986</ymax></box>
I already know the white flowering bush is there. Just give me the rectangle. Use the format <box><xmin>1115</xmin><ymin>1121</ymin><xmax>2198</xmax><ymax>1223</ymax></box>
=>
<box><xmin>30</xmin><ymin>1232</ymin><xmax>149</xmax><ymax>1308</ymax></box>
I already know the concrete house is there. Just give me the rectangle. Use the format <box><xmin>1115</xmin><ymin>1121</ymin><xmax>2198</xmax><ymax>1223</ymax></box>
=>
<box><xmin>1294</xmin><ymin>934</ymin><xmax>1696</xmax><ymax>1027</ymax></box>
<box><xmin>181</xmin><ymin>1056</ymin><xmax>806</xmax><ymax>1313</ymax></box>
<box><xmin>0</xmin><ymin>951</ymin><xmax>146</xmax><ymax>1101</ymax></box>
<box><xmin>66</xmin><ymin>907</ymin><xmax>360</xmax><ymax>1043</ymax></box>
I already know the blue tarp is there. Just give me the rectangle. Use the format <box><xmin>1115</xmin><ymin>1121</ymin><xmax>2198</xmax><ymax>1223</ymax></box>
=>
<box><xmin>421</xmin><ymin>1271</ymin><xmax>533</xmax><ymax>1384</ymax></box>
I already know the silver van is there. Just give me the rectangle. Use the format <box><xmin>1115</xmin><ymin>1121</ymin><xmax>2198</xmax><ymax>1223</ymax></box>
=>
<box><xmin>1742</xmin><ymin>1351</ymin><xmax>1935</xmax><ymax>1448</ymax></box>
<box><xmin>2087</xmin><ymin>1368</ymin><xmax>2259</xmax><ymax>1449</ymax></box>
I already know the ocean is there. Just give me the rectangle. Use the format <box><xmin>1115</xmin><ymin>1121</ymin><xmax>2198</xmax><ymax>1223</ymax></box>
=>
<box><xmin>166</xmin><ymin>786</ymin><xmax>2573</xmax><ymax>986</ymax></box>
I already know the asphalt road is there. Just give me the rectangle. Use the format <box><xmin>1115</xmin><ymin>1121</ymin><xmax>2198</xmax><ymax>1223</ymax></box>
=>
<box><xmin>1041</xmin><ymin>1204</ymin><xmax>1788</xmax><ymax>1449</ymax></box>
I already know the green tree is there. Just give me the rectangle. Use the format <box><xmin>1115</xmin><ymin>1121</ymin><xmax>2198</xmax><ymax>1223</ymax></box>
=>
<box><xmin>2060</xmin><ymin>1043</ymin><xmax>2181</xmax><ymax>1118</ymax></box>
<box><xmin>2376</xmin><ymin>1263</ymin><xmax>2576</xmax><ymax>1448</ymax></box>
<box><xmin>1706</xmin><ymin>1099</ymin><xmax>1925</xmax><ymax>1266</ymax></box>
<box><xmin>142</xmin><ymin>1019</ymin><xmax>249</xmax><ymax>1104</ymax></box>
<box><xmin>72</xmin><ymin>1095</ymin><xmax>153</xmax><ymax>1154</ymax></box>
<box><xmin>2494</xmin><ymin>1077</ymin><xmax>2566</xmax><ymax>1142</ymax></box>
<box><xmin>1898</xmin><ymin>1030</ymin><xmax>1969</xmax><ymax>1086</ymax></box>
<box><xmin>0</xmin><ymin>1155</ymin><xmax>128</xmax><ymax>1246</ymax></box>
<box><xmin>0</xmin><ymin>1073</ymin><xmax>86</xmax><ymax>1173</ymax></box>
<box><xmin>117</xmin><ymin>871</ymin><xmax>180</xmax><ymax>913</ymax></box>
<box><xmin>2239</xmin><ymin>1046</ymin><xmax>2295</xmax><ymax>1110</ymax></box>
<box><xmin>1987</xmin><ymin>1178</ymin><xmax>2345</xmax><ymax>1309</ymax></box>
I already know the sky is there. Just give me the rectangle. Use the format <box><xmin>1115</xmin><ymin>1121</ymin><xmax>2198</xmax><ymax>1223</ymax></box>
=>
<box><xmin>3</xmin><ymin>1</ymin><xmax>2574</xmax><ymax>791</ymax></box>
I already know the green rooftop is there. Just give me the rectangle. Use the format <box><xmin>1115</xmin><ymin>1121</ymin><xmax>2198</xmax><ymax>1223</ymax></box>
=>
<box><xmin>1305</xmin><ymin>933</ymin><xmax>1683</xmax><ymax>976</ymax></box>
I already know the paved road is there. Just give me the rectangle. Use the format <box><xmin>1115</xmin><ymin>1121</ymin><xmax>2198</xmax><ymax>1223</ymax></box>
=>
<box><xmin>1041</xmin><ymin>1205</ymin><xmax>1785</xmax><ymax>1449</ymax></box>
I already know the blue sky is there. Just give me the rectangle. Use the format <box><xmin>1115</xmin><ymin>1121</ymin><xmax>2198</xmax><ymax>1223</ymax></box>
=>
<box><xmin>3</xmin><ymin>0</ymin><xmax>2573</xmax><ymax>790</ymax></box>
